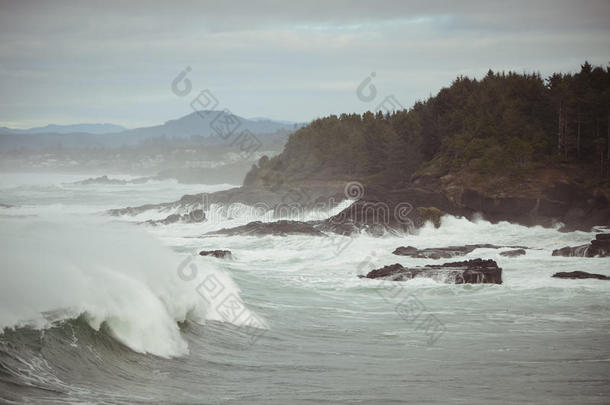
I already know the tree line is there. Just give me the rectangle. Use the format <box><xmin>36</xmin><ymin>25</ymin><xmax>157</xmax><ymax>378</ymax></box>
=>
<box><xmin>244</xmin><ymin>62</ymin><xmax>610</xmax><ymax>189</ymax></box>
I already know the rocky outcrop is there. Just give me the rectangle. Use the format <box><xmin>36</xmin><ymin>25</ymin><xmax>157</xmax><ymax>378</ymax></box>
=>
<box><xmin>208</xmin><ymin>220</ymin><xmax>325</xmax><ymax>237</ymax></box>
<box><xmin>145</xmin><ymin>209</ymin><xmax>206</xmax><ymax>225</ymax></box>
<box><xmin>456</xmin><ymin>183</ymin><xmax>610</xmax><ymax>232</ymax></box>
<box><xmin>107</xmin><ymin>171</ymin><xmax>609</xmax><ymax>234</ymax></box>
<box><xmin>552</xmin><ymin>234</ymin><xmax>610</xmax><ymax>257</ymax></box>
<box><xmin>413</xmin><ymin>165</ymin><xmax>610</xmax><ymax>232</ymax></box>
<box><xmin>552</xmin><ymin>271</ymin><xmax>610</xmax><ymax>280</ymax></box>
<box><xmin>315</xmin><ymin>186</ymin><xmax>451</xmax><ymax>236</ymax></box>
<box><xmin>316</xmin><ymin>198</ymin><xmax>420</xmax><ymax>236</ymax></box>
<box><xmin>199</xmin><ymin>249</ymin><xmax>232</xmax><ymax>259</ymax></box>
<box><xmin>590</xmin><ymin>234</ymin><xmax>610</xmax><ymax>256</ymax></box>
<box><xmin>392</xmin><ymin>244</ymin><xmax>526</xmax><ymax>259</ymax></box>
<box><xmin>499</xmin><ymin>248</ymin><xmax>526</xmax><ymax>257</ymax></box>
<box><xmin>108</xmin><ymin>184</ymin><xmax>345</xmax><ymax>218</ymax></box>
<box><xmin>318</xmin><ymin>180</ymin><xmax>609</xmax><ymax>234</ymax></box>
<box><xmin>551</xmin><ymin>244</ymin><xmax>590</xmax><ymax>257</ymax></box>
<box><xmin>362</xmin><ymin>258</ymin><xmax>502</xmax><ymax>284</ymax></box>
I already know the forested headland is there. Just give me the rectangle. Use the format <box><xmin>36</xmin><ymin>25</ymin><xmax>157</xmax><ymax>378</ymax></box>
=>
<box><xmin>245</xmin><ymin>62</ymin><xmax>610</xmax><ymax>200</ymax></box>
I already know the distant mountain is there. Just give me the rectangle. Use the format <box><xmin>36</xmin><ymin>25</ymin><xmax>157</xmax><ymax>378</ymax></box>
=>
<box><xmin>117</xmin><ymin>111</ymin><xmax>299</xmax><ymax>143</ymax></box>
<box><xmin>0</xmin><ymin>123</ymin><xmax>126</xmax><ymax>135</ymax></box>
<box><xmin>0</xmin><ymin>111</ymin><xmax>298</xmax><ymax>150</ymax></box>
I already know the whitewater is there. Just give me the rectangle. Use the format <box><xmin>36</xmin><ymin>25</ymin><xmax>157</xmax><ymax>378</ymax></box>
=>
<box><xmin>1</xmin><ymin>172</ymin><xmax>609</xmax><ymax>404</ymax></box>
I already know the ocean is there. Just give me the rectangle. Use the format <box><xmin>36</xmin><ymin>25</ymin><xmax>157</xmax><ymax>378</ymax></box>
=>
<box><xmin>1</xmin><ymin>172</ymin><xmax>609</xmax><ymax>404</ymax></box>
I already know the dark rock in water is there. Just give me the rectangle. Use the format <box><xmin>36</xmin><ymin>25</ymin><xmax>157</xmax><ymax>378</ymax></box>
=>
<box><xmin>199</xmin><ymin>249</ymin><xmax>232</xmax><ymax>259</ymax></box>
<box><xmin>146</xmin><ymin>209</ymin><xmax>206</xmax><ymax>225</ymax></box>
<box><xmin>552</xmin><ymin>271</ymin><xmax>610</xmax><ymax>280</ymax></box>
<box><xmin>74</xmin><ymin>175</ymin><xmax>152</xmax><ymax>185</ymax></box>
<box><xmin>552</xmin><ymin>234</ymin><xmax>610</xmax><ymax>257</ymax></box>
<box><xmin>392</xmin><ymin>246</ymin><xmax>421</xmax><ymax>256</ymax></box>
<box><xmin>75</xmin><ymin>175</ymin><xmax>126</xmax><ymax>185</ymax></box>
<box><xmin>314</xmin><ymin>186</ymin><xmax>457</xmax><ymax>236</ymax></box>
<box><xmin>392</xmin><ymin>245</ymin><xmax>478</xmax><ymax>259</ymax></box>
<box><xmin>552</xmin><ymin>244</ymin><xmax>590</xmax><ymax>257</ymax></box>
<box><xmin>499</xmin><ymin>249</ymin><xmax>526</xmax><ymax>257</ymax></box>
<box><xmin>316</xmin><ymin>198</ymin><xmax>422</xmax><ymax>236</ymax></box>
<box><xmin>440</xmin><ymin>258</ymin><xmax>499</xmax><ymax>269</ymax></box>
<box><xmin>160</xmin><ymin>213</ymin><xmax>181</xmax><ymax>224</ymax></box>
<box><xmin>208</xmin><ymin>220</ymin><xmax>325</xmax><ymax>237</ymax></box>
<box><xmin>363</xmin><ymin>258</ymin><xmax>502</xmax><ymax>284</ymax></box>
<box><xmin>186</xmin><ymin>209</ymin><xmax>206</xmax><ymax>223</ymax></box>
<box><xmin>589</xmin><ymin>234</ymin><xmax>610</xmax><ymax>256</ymax></box>
<box><xmin>0</xmin><ymin>203</ymin><xmax>13</xmax><ymax>208</ymax></box>
<box><xmin>364</xmin><ymin>263</ymin><xmax>406</xmax><ymax>279</ymax></box>
<box><xmin>392</xmin><ymin>244</ymin><xmax>526</xmax><ymax>259</ymax></box>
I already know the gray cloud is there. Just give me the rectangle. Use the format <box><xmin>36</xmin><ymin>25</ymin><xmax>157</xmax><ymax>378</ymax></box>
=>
<box><xmin>0</xmin><ymin>0</ymin><xmax>609</xmax><ymax>127</ymax></box>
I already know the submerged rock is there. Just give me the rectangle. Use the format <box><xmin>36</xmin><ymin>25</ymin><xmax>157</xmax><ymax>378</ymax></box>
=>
<box><xmin>552</xmin><ymin>234</ymin><xmax>610</xmax><ymax>257</ymax></box>
<box><xmin>363</xmin><ymin>258</ymin><xmax>502</xmax><ymax>284</ymax></box>
<box><xmin>208</xmin><ymin>220</ymin><xmax>325</xmax><ymax>237</ymax></box>
<box><xmin>499</xmin><ymin>249</ymin><xmax>526</xmax><ymax>257</ymax></box>
<box><xmin>552</xmin><ymin>271</ymin><xmax>610</xmax><ymax>280</ymax></box>
<box><xmin>392</xmin><ymin>244</ymin><xmax>526</xmax><ymax>259</ymax></box>
<box><xmin>199</xmin><ymin>249</ymin><xmax>232</xmax><ymax>259</ymax></box>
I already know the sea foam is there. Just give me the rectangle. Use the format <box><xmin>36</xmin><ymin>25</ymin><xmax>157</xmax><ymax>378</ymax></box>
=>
<box><xmin>0</xmin><ymin>217</ymin><xmax>262</xmax><ymax>358</ymax></box>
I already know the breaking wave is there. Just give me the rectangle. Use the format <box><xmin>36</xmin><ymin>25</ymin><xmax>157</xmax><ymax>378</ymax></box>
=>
<box><xmin>0</xmin><ymin>217</ymin><xmax>264</xmax><ymax>358</ymax></box>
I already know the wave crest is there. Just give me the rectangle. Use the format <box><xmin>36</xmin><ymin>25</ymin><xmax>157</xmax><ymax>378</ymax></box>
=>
<box><xmin>0</xmin><ymin>218</ymin><xmax>263</xmax><ymax>358</ymax></box>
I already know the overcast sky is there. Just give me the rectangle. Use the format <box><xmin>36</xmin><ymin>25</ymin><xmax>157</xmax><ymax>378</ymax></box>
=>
<box><xmin>1</xmin><ymin>0</ymin><xmax>609</xmax><ymax>128</ymax></box>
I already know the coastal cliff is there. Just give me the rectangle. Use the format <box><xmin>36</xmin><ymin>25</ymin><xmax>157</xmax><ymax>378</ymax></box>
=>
<box><xmin>240</xmin><ymin>62</ymin><xmax>610</xmax><ymax>231</ymax></box>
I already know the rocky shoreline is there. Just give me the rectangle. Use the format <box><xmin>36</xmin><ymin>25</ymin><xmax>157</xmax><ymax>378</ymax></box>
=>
<box><xmin>103</xmin><ymin>183</ymin><xmax>610</xmax><ymax>285</ymax></box>
<box><xmin>108</xmin><ymin>177</ymin><xmax>610</xmax><ymax>233</ymax></box>
<box><xmin>209</xmin><ymin>220</ymin><xmax>326</xmax><ymax>237</ymax></box>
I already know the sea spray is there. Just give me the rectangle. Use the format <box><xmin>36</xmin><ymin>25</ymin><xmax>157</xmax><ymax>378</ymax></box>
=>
<box><xmin>0</xmin><ymin>217</ymin><xmax>261</xmax><ymax>357</ymax></box>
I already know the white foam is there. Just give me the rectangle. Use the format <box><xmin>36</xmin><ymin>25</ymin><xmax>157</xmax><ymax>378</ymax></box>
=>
<box><xmin>0</xmin><ymin>217</ymin><xmax>264</xmax><ymax>358</ymax></box>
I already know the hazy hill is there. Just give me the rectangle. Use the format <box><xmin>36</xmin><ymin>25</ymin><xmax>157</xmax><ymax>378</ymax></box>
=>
<box><xmin>0</xmin><ymin>111</ymin><xmax>302</xmax><ymax>150</ymax></box>
<box><xmin>0</xmin><ymin>123</ymin><xmax>126</xmax><ymax>135</ymax></box>
<box><xmin>115</xmin><ymin>111</ymin><xmax>301</xmax><ymax>145</ymax></box>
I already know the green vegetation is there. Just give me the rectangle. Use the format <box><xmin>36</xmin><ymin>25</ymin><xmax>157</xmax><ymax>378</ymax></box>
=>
<box><xmin>245</xmin><ymin>62</ymin><xmax>610</xmax><ymax>189</ymax></box>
